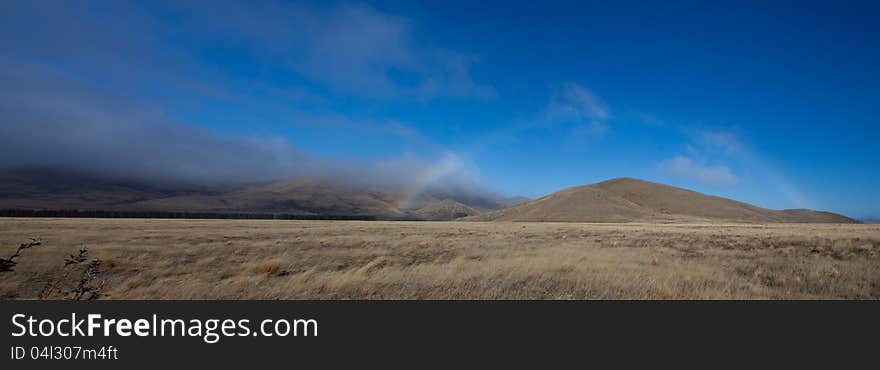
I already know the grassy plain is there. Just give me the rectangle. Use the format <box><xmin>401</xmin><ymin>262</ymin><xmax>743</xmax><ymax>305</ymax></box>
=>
<box><xmin>1</xmin><ymin>218</ymin><xmax>877</xmax><ymax>299</ymax></box>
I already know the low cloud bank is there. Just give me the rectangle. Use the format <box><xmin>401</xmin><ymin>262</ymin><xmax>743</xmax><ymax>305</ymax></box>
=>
<box><xmin>0</xmin><ymin>63</ymin><xmax>483</xmax><ymax>194</ymax></box>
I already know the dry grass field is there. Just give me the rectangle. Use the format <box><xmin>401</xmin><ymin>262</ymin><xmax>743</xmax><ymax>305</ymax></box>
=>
<box><xmin>1</xmin><ymin>217</ymin><xmax>878</xmax><ymax>299</ymax></box>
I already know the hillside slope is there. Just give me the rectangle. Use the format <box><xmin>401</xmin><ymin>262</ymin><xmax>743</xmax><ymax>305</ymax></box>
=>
<box><xmin>474</xmin><ymin>178</ymin><xmax>858</xmax><ymax>223</ymax></box>
<box><xmin>130</xmin><ymin>180</ymin><xmax>402</xmax><ymax>217</ymax></box>
<box><xmin>410</xmin><ymin>199</ymin><xmax>480</xmax><ymax>220</ymax></box>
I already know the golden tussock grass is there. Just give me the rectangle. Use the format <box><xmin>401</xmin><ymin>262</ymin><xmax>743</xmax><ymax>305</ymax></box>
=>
<box><xmin>0</xmin><ymin>218</ymin><xmax>878</xmax><ymax>299</ymax></box>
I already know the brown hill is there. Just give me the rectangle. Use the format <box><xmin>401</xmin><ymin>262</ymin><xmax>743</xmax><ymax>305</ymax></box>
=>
<box><xmin>473</xmin><ymin>178</ymin><xmax>858</xmax><ymax>223</ymax></box>
<box><xmin>0</xmin><ymin>168</ymin><xmax>198</xmax><ymax>210</ymax></box>
<box><xmin>410</xmin><ymin>199</ymin><xmax>480</xmax><ymax>220</ymax></box>
<box><xmin>0</xmin><ymin>168</ymin><xmax>506</xmax><ymax>220</ymax></box>
<box><xmin>130</xmin><ymin>180</ymin><xmax>403</xmax><ymax>217</ymax></box>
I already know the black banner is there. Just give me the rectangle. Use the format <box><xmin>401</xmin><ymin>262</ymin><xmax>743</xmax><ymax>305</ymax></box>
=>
<box><xmin>1</xmin><ymin>301</ymin><xmax>877</xmax><ymax>368</ymax></box>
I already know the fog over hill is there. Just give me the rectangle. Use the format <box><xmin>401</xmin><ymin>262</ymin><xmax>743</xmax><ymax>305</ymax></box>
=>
<box><xmin>0</xmin><ymin>167</ymin><xmax>523</xmax><ymax>220</ymax></box>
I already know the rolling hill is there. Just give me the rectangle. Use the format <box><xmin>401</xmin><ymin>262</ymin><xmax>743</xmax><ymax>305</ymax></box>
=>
<box><xmin>472</xmin><ymin>178</ymin><xmax>858</xmax><ymax>223</ymax></box>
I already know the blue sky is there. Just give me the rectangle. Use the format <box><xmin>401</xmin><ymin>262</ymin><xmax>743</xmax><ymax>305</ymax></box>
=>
<box><xmin>0</xmin><ymin>1</ymin><xmax>877</xmax><ymax>218</ymax></box>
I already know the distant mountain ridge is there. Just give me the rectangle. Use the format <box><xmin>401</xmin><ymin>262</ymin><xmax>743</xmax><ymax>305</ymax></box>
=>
<box><xmin>0</xmin><ymin>169</ymin><xmax>857</xmax><ymax>223</ymax></box>
<box><xmin>0</xmin><ymin>168</ymin><xmax>522</xmax><ymax>220</ymax></box>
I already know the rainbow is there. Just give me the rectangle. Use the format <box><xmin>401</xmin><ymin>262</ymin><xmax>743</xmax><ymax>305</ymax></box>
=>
<box><xmin>394</xmin><ymin>154</ymin><xmax>462</xmax><ymax>211</ymax></box>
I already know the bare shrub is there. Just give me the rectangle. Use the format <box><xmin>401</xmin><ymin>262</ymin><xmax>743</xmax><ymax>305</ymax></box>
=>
<box><xmin>0</xmin><ymin>238</ymin><xmax>41</xmax><ymax>272</ymax></box>
<box><xmin>38</xmin><ymin>247</ymin><xmax>106</xmax><ymax>300</ymax></box>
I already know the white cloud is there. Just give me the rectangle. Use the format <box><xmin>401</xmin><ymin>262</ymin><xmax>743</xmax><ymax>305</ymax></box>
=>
<box><xmin>543</xmin><ymin>83</ymin><xmax>611</xmax><ymax>138</ymax></box>
<box><xmin>0</xmin><ymin>1</ymin><xmax>494</xmax><ymax>102</ymax></box>
<box><xmin>202</xmin><ymin>1</ymin><xmax>495</xmax><ymax>100</ymax></box>
<box><xmin>301</xmin><ymin>4</ymin><xmax>493</xmax><ymax>99</ymax></box>
<box><xmin>562</xmin><ymin>83</ymin><xmax>610</xmax><ymax>121</ymax></box>
<box><xmin>658</xmin><ymin>155</ymin><xmax>738</xmax><ymax>186</ymax></box>
<box><xmin>700</xmin><ymin>130</ymin><xmax>742</xmax><ymax>153</ymax></box>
